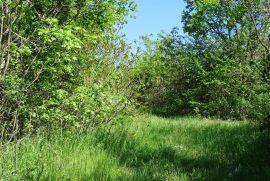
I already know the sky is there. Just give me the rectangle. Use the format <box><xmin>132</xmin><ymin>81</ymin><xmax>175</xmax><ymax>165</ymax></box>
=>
<box><xmin>122</xmin><ymin>0</ymin><xmax>186</xmax><ymax>43</ymax></box>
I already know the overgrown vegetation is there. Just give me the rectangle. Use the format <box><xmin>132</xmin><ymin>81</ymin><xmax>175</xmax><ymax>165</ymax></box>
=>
<box><xmin>133</xmin><ymin>0</ymin><xmax>270</xmax><ymax>120</ymax></box>
<box><xmin>0</xmin><ymin>0</ymin><xmax>136</xmax><ymax>140</ymax></box>
<box><xmin>1</xmin><ymin>115</ymin><xmax>270</xmax><ymax>180</ymax></box>
<box><xmin>1</xmin><ymin>0</ymin><xmax>270</xmax><ymax>180</ymax></box>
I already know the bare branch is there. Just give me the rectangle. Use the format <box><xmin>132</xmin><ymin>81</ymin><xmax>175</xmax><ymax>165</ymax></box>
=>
<box><xmin>25</xmin><ymin>65</ymin><xmax>44</xmax><ymax>89</ymax></box>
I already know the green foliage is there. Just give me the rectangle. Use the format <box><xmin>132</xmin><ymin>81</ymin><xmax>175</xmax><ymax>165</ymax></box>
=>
<box><xmin>1</xmin><ymin>115</ymin><xmax>269</xmax><ymax>180</ymax></box>
<box><xmin>1</xmin><ymin>1</ymin><xmax>270</xmax><ymax>179</ymax></box>
<box><xmin>133</xmin><ymin>0</ymin><xmax>270</xmax><ymax>120</ymax></box>
<box><xmin>0</xmin><ymin>0</ymin><xmax>136</xmax><ymax>137</ymax></box>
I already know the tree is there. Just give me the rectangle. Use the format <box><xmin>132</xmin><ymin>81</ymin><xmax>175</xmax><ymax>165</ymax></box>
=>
<box><xmin>0</xmin><ymin>0</ymin><xmax>136</xmax><ymax>140</ymax></box>
<box><xmin>134</xmin><ymin>0</ymin><xmax>270</xmax><ymax>120</ymax></box>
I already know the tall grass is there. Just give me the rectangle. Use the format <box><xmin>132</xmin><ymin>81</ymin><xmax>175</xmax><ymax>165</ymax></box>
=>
<box><xmin>1</xmin><ymin>115</ymin><xmax>270</xmax><ymax>180</ymax></box>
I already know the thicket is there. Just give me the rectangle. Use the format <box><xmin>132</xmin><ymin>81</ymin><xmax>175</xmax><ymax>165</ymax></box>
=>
<box><xmin>1</xmin><ymin>0</ymin><xmax>270</xmax><ymax>143</ymax></box>
<box><xmin>0</xmin><ymin>0</ymin><xmax>136</xmax><ymax>141</ymax></box>
<box><xmin>1</xmin><ymin>0</ymin><xmax>270</xmax><ymax>179</ymax></box>
<box><xmin>133</xmin><ymin>0</ymin><xmax>270</xmax><ymax>121</ymax></box>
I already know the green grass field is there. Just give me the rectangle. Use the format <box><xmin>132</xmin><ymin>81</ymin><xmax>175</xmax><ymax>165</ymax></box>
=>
<box><xmin>1</xmin><ymin>115</ymin><xmax>270</xmax><ymax>180</ymax></box>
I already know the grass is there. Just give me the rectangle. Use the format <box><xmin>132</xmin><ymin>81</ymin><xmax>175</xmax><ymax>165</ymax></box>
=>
<box><xmin>1</xmin><ymin>114</ymin><xmax>270</xmax><ymax>180</ymax></box>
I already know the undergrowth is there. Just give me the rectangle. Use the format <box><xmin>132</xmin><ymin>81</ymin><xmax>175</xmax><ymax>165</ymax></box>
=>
<box><xmin>1</xmin><ymin>115</ymin><xmax>270</xmax><ymax>180</ymax></box>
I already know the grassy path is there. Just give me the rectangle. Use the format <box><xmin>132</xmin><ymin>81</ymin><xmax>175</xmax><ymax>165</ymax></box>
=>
<box><xmin>1</xmin><ymin>115</ymin><xmax>270</xmax><ymax>180</ymax></box>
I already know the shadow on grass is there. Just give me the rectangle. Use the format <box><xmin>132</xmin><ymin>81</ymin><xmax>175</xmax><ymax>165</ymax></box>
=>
<box><xmin>95</xmin><ymin>122</ymin><xmax>270</xmax><ymax>180</ymax></box>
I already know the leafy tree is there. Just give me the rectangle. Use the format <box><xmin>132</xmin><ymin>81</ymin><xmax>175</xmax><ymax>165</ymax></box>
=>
<box><xmin>0</xmin><ymin>0</ymin><xmax>136</xmax><ymax>140</ymax></box>
<box><xmin>134</xmin><ymin>0</ymin><xmax>270</xmax><ymax>120</ymax></box>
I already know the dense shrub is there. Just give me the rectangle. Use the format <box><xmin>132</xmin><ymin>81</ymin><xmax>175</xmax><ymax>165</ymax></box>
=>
<box><xmin>132</xmin><ymin>2</ymin><xmax>270</xmax><ymax>120</ymax></box>
<box><xmin>0</xmin><ymin>0</ymin><xmax>136</xmax><ymax>139</ymax></box>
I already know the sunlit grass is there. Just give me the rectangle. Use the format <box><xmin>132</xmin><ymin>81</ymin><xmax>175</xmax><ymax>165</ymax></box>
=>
<box><xmin>1</xmin><ymin>114</ymin><xmax>270</xmax><ymax>180</ymax></box>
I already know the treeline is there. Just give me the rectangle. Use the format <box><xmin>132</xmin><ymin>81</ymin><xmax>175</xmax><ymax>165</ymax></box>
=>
<box><xmin>1</xmin><ymin>0</ymin><xmax>270</xmax><ymax>141</ymax></box>
<box><xmin>132</xmin><ymin>0</ymin><xmax>270</xmax><ymax>121</ymax></box>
